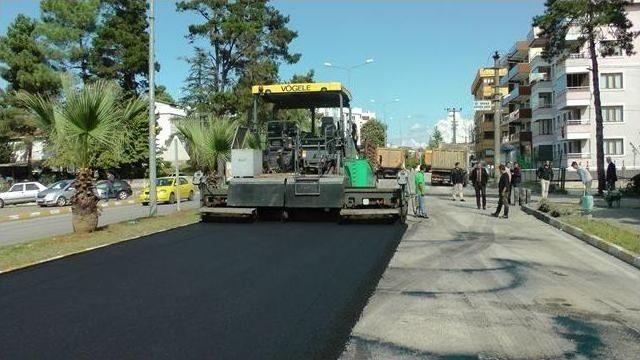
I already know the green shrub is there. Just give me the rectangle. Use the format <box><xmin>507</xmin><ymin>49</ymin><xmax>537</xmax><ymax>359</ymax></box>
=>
<box><xmin>538</xmin><ymin>199</ymin><xmax>551</xmax><ymax>213</ymax></box>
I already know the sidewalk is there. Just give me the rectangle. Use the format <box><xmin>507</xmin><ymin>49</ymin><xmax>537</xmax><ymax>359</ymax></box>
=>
<box><xmin>529</xmin><ymin>190</ymin><xmax>640</xmax><ymax>233</ymax></box>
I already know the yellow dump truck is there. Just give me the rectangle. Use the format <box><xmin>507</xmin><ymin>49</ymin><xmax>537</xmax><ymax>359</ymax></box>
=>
<box><xmin>376</xmin><ymin>148</ymin><xmax>405</xmax><ymax>178</ymax></box>
<box><xmin>424</xmin><ymin>149</ymin><xmax>467</xmax><ymax>185</ymax></box>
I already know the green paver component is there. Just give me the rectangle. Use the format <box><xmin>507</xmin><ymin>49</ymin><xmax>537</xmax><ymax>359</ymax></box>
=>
<box><xmin>344</xmin><ymin>159</ymin><xmax>376</xmax><ymax>188</ymax></box>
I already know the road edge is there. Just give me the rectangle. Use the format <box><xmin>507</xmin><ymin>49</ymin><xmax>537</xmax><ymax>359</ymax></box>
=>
<box><xmin>0</xmin><ymin>217</ymin><xmax>200</xmax><ymax>275</ymax></box>
<box><xmin>522</xmin><ymin>204</ymin><xmax>640</xmax><ymax>270</ymax></box>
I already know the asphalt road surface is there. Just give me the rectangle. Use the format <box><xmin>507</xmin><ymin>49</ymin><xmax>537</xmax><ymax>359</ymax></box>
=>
<box><xmin>0</xmin><ymin>221</ymin><xmax>405</xmax><ymax>359</ymax></box>
<box><xmin>342</xmin><ymin>186</ymin><xmax>640</xmax><ymax>359</ymax></box>
<box><xmin>0</xmin><ymin>200</ymin><xmax>200</xmax><ymax>246</ymax></box>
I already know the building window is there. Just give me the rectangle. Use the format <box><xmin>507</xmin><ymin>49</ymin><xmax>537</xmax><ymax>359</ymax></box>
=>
<box><xmin>601</xmin><ymin>73</ymin><xmax>623</xmax><ymax>89</ymax></box>
<box><xmin>604</xmin><ymin>139</ymin><xmax>624</xmax><ymax>155</ymax></box>
<box><xmin>567</xmin><ymin>73</ymin><xmax>590</xmax><ymax>88</ymax></box>
<box><xmin>601</xmin><ymin>106</ymin><xmax>623</xmax><ymax>123</ymax></box>
<box><xmin>539</xmin><ymin>119</ymin><xmax>551</xmax><ymax>135</ymax></box>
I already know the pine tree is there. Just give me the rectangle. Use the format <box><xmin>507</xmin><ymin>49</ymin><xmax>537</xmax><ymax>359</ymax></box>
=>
<box><xmin>38</xmin><ymin>0</ymin><xmax>100</xmax><ymax>83</ymax></box>
<box><xmin>91</xmin><ymin>0</ymin><xmax>154</xmax><ymax>96</ymax></box>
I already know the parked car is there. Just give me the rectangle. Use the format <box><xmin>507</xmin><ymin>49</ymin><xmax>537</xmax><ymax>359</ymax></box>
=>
<box><xmin>95</xmin><ymin>180</ymin><xmax>133</xmax><ymax>200</ymax></box>
<box><xmin>36</xmin><ymin>179</ymin><xmax>75</xmax><ymax>207</ymax></box>
<box><xmin>139</xmin><ymin>176</ymin><xmax>195</xmax><ymax>205</ymax></box>
<box><xmin>0</xmin><ymin>181</ymin><xmax>47</xmax><ymax>208</ymax></box>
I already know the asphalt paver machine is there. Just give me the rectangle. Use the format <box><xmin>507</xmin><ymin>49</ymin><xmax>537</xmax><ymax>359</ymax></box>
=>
<box><xmin>198</xmin><ymin>82</ymin><xmax>407</xmax><ymax>223</ymax></box>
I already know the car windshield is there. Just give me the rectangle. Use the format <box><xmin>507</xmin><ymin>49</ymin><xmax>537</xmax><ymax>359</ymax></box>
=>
<box><xmin>156</xmin><ymin>178</ymin><xmax>173</xmax><ymax>186</ymax></box>
<box><xmin>96</xmin><ymin>182</ymin><xmax>109</xmax><ymax>189</ymax></box>
<box><xmin>48</xmin><ymin>181</ymin><xmax>70</xmax><ymax>190</ymax></box>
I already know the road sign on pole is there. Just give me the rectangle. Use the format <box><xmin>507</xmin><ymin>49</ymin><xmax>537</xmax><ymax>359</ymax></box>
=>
<box><xmin>163</xmin><ymin>136</ymin><xmax>190</xmax><ymax>212</ymax></box>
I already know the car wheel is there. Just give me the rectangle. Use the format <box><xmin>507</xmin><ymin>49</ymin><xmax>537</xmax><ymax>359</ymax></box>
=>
<box><xmin>0</xmin><ymin>198</ymin><xmax>5</xmax><ymax>208</ymax></box>
<box><xmin>169</xmin><ymin>193</ymin><xmax>176</xmax><ymax>204</ymax></box>
<box><xmin>56</xmin><ymin>197</ymin><xmax>67</xmax><ymax>207</ymax></box>
<box><xmin>188</xmin><ymin>190</ymin><xmax>194</xmax><ymax>201</ymax></box>
<box><xmin>117</xmin><ymin>191</ymin><xmax>128</xmax><ymax>200</ymax></box>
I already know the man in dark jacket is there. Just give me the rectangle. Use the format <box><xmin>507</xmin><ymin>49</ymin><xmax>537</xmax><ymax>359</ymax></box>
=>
<box><xmin>606</xmin><ymin>157</ymin><xmax>617</xmax><ymax>190</ymax></box>
<box><xmin>493</xmin><ymin>164</ymin><xmax>510</xmax><ymax>219</ymax></box>
<box><xmin>536</xmin><ymin>161</ymin><xmax>554</xmax><ymax>199</ymax></box>
<box><xmin>470</xmin><ymin>162</ymin><xmax>488</xmax><ymax>210</ymax></box>
<box><xmin>450</xmin><ymin>162</ymin><xmax>466</xmax><ymax>202</ymax></box>
<box><xmin>511</xmin><ymin>162</ymin><xmax>523</xmax><ymax>205</ymax></box>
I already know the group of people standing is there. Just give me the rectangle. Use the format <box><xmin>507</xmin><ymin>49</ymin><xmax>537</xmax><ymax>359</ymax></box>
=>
<box><xmin>413</xmin><ymin>156</ymin><xmax>620</xmax><ymax>221</ymax></box>
<box><xmin>469</xmin><ymin>162</ymin><xmax>522</xmax><ymax>219</ymax></box>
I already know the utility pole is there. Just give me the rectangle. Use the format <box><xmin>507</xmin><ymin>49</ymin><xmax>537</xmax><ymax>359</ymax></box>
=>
<box><xmin>492</xmin><ymin>51</ymin><xmax>502</xmax><ymax>180</ymax></box>
<box><xmin>445</xmin><ymin>107</ymin><xmax>461</xmax><ymax>144</ymax></box>
<box><xmin>147</xmin><ymin>0</ymin><xmax>157</xmax><ymax>217</ymax></box>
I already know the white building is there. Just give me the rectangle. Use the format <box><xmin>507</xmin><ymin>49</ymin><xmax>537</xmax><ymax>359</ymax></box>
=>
<box><xmin>317</xmin><ymin>107</ymin><xmax>376</xmax><ymax>146</ymax></box>
<box><xmin>533</xmin><ymin>1</ymin><xmax>640</xmax><ymax>170</ymax></box>
<box><xmin>155</xmin><ymin>101</ymin><xmax>187</xmax><ymax>159</ymax></box>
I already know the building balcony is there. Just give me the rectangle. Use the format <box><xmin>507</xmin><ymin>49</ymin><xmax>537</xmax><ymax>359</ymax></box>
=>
<box><xmin>564</xmin><ymin>52</ymin><xmax>591</xmax><ymax>69</ymax></box>
<box><xmin>502</xmin><ymin>85</ymin><xmax>531</xmax><ymax>106</ymax></box>
<box><xmin>502</xmin><ymin>131</ymin><xmax>532</xmax><ymax>145</ymax></box>
<box><xmin>502</xmin><ymin>108</ymin><xmax>532</xmax><ymax>125</ymax></box>
<box><xmin>566</xmin><ymin>152</ymin><xmax>591</xmax><ymax>159</ymax></box>
<box><xmin>506</xmin><ymin>40</ymin><xmax>530</xmax><ymax>62</ymax></box>
<box><xmin>481</xmin><ymin>121</ymin><xmax>495</xmax><ymax>132</ymax></box>
<box><xmin>480</xmin><ymin>84</ymin><xmax>509</xmax><ymax>99</ymax></box>
<box><xmin>501</xmin><ymin>63</ymin><xmax>531</xmax><ymax>85</ymax></box>
<box><xmin>555</xmin><ymin>120</ymin><xmax>592</xmax><ymax>140</ymax></box>
<box><xmin>527</xmin><ymin>27</ymin><xmax>547</xmax><ymax>47</ymax></box>
<box><xmin>555</xmin><ymin>87</ymin><xmax>591</xmax><ymax>109</ymax></box>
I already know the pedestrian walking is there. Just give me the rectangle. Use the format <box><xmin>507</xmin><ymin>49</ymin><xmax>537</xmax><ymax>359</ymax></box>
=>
<box><xmin>414</xmin><ymin>165</ymin><xmax>429</xmax><ymax>218</ymax></box>
<box><xmin>606</xmin><ymin>157</ymin><xmax>618</xmax><ymax>190</ymax></box>
<box><xmin>571</xmin><ymin>161</ymin><xmax>593</xmax><ymax>196</ymax></box>
<box><xmin>493</xmin><ymin>164</ymin><xmax>510</xmax><ymax>219</ymax></box>
<box><xmin>470</xmin><ymin>162</ymin><xmax>488</xmax><ymax>210</ymax></box>
<box><xmin>537</xmin><ymin>161</ymin><xmax>554</xmax><ymax>199</ymax></box>
<box><xmin>511</xmin><ymin>162</ymin><xmax>523</xmax><ymax>205</ymax></box>
<box><xmin>451</xmin><ymin>162</ymin><xmax>466</xmax><ymax>202</ymax></box>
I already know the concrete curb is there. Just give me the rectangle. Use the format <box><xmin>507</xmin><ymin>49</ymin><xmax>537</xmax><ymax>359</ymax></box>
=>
<box><xmin>522</xmin><ymin>204</ymin><xmax>640</xmax><ymax>270</ymax></box>
<box><xmin>0</xmin><ymin>216</ymin><xmax>199</xmax><ymax>275</ymax></box>
<box><xmin>0</xmin><ymin>199</ymin><xmax>138</xmax><ymax>223</ymax></box>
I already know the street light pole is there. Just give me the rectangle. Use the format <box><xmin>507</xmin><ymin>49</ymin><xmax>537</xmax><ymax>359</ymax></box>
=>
<box><xmin>323</xmin><ymin>58</ymin><xmax>373</xmax><ymax>91</ymax></box>
<box><xmin>147</xmin><ymin>0</ymin><xmax>157</xmax><ymax>216</ymax></box>
<box><xmin>492</xmin><ymin>51</ymin><xmax>502</xmax><ymax>180</ymax></box>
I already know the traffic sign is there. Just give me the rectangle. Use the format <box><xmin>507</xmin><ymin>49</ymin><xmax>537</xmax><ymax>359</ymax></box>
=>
<box><xmin>474</xmin><ymin>100</ymin><xmax>493</xmax><ymax>111</ymax></box>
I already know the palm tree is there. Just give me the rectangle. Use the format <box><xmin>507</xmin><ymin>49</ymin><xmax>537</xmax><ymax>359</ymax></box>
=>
<box><xmin>18</xmin><ymin>80</ymin><xmax>144</xmax><ymax>232</ymax></box>
<box><xmin>176</xmin><ymin>116</ymin><xmax>236</xmax><ymax>179</ymax></box>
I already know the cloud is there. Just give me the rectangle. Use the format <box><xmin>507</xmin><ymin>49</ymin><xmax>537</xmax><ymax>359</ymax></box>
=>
<box><xmin>410</xmin><ymin>123</ymin><xmax>424</xmax><ymax>131</ymax></box>
<box><xmin>435</xmin><ymin>114</ymin><xmax>473</xmax><ymax>144</ymax></box>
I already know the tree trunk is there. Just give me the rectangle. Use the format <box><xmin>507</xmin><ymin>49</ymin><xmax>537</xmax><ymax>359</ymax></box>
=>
<box><xmin>26</xmin><ymin>140</ymin><xmax>33</xmax><ymax>180</ymax></box>
<box><xmin>588</xmin><ymin>35</ymin><xmax>606</xmax><ymax>195</ymax></box>
<box><xmin>71</xmin><ymin>168</ymin><xmax>100</xmax><ymax>233</ymax></box>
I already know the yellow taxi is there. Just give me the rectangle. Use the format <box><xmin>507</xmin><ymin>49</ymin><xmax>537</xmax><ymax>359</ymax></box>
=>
<box><xmin>140</xmin><ymin>176</ymin><xmax>195</xmax><ymax>205</ymax></box>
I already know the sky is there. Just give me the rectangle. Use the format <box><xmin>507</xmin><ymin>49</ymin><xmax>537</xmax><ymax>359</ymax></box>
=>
<box><xmin>0</xmin><ymin>0</ymin><xmax>546</xmax><ymax>147</ymax></box>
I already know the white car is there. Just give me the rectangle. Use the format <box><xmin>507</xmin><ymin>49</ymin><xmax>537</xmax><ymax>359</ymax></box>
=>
<box><xmin>0</xmin><ymin>182</ymin><xmax>47</xmax><ymax>208</ymax></box>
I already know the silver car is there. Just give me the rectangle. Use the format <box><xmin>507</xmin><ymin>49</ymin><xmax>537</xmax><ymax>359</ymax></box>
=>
<box><xmin>36</xmin><ymin>180</ymin><xmax>76</xmax><ymax>207</ymax></box>
<box><xmin>0</xmin><ymin>182</ymin><xmax>48</xmax><ymax>208</ymax></box>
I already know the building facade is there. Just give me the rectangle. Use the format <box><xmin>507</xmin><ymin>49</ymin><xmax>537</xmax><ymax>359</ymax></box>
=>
<box><xmin>471</xmin><ymin>67</ymin><xmax>507</xmax><ymax>165</ymax></box>
<box><xmin>474</xmin><ymin>0</ymin><xmax>640</xmax><ymax>171</ymax></box>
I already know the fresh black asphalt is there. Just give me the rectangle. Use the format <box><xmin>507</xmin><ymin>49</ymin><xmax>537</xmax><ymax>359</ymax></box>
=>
<box><xmin>0</xmin><ymin>222</ymin><xmax>405</xmax><ymax>359</ymax></box>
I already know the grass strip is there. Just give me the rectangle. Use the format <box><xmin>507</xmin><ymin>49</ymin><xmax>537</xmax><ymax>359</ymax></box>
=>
<box><xmin>564</xmin><ymin>216</ymin><xmax>640</xmax><ymax>255</ymax></box>
<box><xmin>0</xmin><ymin>210</ymin><xmax>199</xmax><ymax>272</ymax></box>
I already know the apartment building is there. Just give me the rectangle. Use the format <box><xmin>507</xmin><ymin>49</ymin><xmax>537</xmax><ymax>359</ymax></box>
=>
<box><xmin>470</xmin><ymin>67</ymin><xmax>508</xmax><ymax>164</ymax></box>
<box><xmin>547</xmin><ymin>1</ymin><xmax>640</xmax><ymax>170</ymax></box>
<box><xmin>474</xmin><ymin>0</ymin><xmax>640</xmax><ymax>170</ymax></box>
<box><xmin>500</xmin><ymin>40</ymin><xmax>534</xmax><ymax>167</ymax></box>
